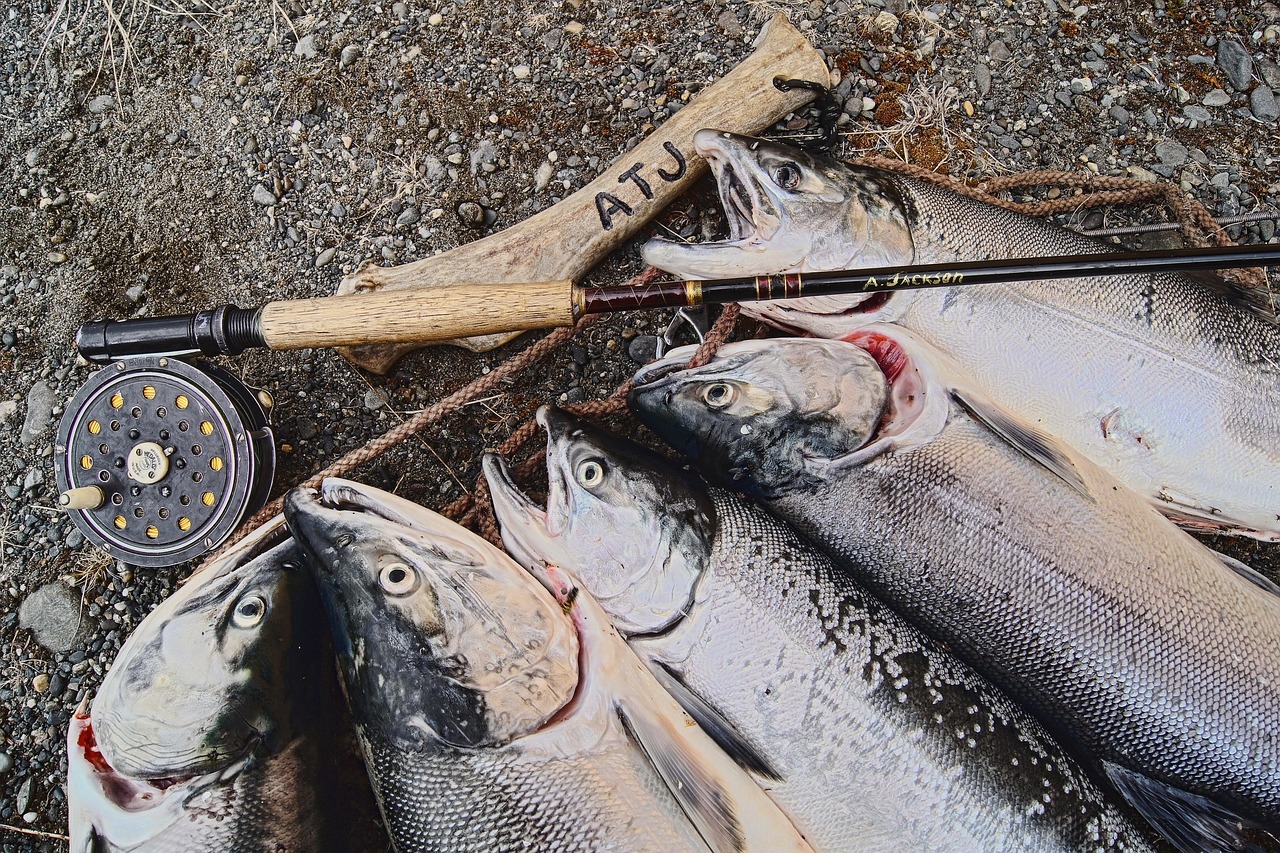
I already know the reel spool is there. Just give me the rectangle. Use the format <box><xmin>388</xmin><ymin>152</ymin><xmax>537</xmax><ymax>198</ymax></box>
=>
<box><xmin>55</xmin><ymin>357</ymin><xmax>275</xmax><ymax>568</ymax></box>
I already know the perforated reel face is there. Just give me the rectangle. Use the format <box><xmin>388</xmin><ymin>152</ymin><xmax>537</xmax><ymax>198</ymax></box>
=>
<box><xmin>55</xmin><ymin>357</ymin><xmax>274</xmax><ymax>567</ymax></box>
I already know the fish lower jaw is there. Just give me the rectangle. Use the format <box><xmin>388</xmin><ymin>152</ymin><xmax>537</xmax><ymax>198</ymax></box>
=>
<box><xmin>640</xmin><ymin>237</ymin><xmax>800</xmax><ymax>280</ymax></box>
<box><xmin>72</xmin><ymin>714</ymin><xmax>232</xmax><ymax>812</ymax></box>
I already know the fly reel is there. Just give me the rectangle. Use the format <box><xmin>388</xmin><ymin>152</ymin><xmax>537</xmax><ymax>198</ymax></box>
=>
<box><xmin>55</xmin><ymin>357</ymin><xmax>275</xmax><ymax>567</ymax></box>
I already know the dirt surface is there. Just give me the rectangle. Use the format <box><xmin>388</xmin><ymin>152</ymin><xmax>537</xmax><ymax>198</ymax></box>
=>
<box><xmin>0</xmin><ymin>0</ymin><xmax>1277</xmax><ymax>847</ymax></box>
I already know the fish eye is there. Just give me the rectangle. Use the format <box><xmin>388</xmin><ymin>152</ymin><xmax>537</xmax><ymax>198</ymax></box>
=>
<box><xmin>702</xmin><ymin>382</ymin><xmax>737</xmax><ymax>409</ymax></box>
<box><xmin>772</xmin><ymin>162</ymin><xmax>802</xmax><ymax>191</ymax></box>
<box><xmin>231</xmin><ymin>594</ymin><xmax>267</xmax><ymax>629</ymax></box>
<box><xmin>379</xmin><ymin>562</ymin><xmax>418</xmax><ymax>596</ymax></box>
<box><xmin>575</xmin><ymin>459</ymin><xmax>606</xmax><ymax>488</ymax></box>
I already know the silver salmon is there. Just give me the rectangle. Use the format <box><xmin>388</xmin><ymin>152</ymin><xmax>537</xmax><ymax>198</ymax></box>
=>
<box><xmin>67</xmin><ymin>518</ymin><xmax>386</xmax><ymax>852</ymax></box>
<box><xmin>283</xmin><ymin>478</ymin><xmax>813</xmax><ymax>853</ymax></box>
<box><xmin>483</xmin><ymin>406</ymin><xmax>1157</xmax><ymax>852</ymax></box>
<box><xmin>642</xmin><ymin>129</ymin><xmax>1280</xmax><ymax>541</ymax></box>
<box><xmin>629</xmin><ymin>329</ymin><xmax>1280</xmax><ymax>852</ymax></box>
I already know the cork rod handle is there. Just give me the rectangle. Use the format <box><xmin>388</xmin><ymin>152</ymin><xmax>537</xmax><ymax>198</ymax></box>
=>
<box><xmin>259</xmin><ymin>279</ymin><xmax>577</xmax><ymax>350</ymax></box>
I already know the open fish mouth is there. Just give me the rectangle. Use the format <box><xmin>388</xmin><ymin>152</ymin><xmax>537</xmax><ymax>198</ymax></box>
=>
<box><xmin>71</xmin><ymin>699</ymin><xmax>257</xmax><ymax>812</ymax></box>
<box><xmin>713</xmin><ymin>155</ymin><xmax>757</xmax><ymax>242</ymax></box>
<box><xmin>641</xmin><ymin>130</ymin><xmax>789</xmax><ymax>278</ymax></box>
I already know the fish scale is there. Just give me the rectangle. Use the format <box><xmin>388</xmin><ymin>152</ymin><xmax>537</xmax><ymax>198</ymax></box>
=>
<box><xmin>659</xmin><ymin>486</ymin><xmax>1155</xmax><ymax>852</ymax></box>
<box><xmin>365</xmin><ymin>739</ymin><xmax>705</xmax><ymax>852</ymax></box>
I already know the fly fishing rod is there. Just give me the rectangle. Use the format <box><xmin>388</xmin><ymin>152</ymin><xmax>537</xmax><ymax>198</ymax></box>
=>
<box><xmin>75</xmin><ymin>241</ymin><xmax>1280</xmax><ymax>364</ymax></box>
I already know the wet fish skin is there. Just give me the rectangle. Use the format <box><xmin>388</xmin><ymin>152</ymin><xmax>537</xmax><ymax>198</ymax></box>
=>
<box><xmin>484</xmin><ymin>406</ymin><xmax>1158</xmax><ymax>852</ymax></box>
<box><xmin>643</xmin><ymin>129</ymin><xmax>1280</xmax><ymax>540</ymax></box>
<box><xmin>67</xmin><ymin>519</ymin><xmax>386</xmax><ymax>852</ymax></box>
<box><xmin>283</xmin><ymin>478</ymin><xmax>812</xmax><ymax>853</ymax></box>
<box><xmin>629</xmin><ymin>333</ymin><xmax>1280</xmax><ymax>849</ymax></box>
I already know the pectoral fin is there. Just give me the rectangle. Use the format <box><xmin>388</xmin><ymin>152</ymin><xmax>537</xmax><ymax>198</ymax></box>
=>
<box><xmin>648</xmin><ymin>661</ymin><xmax>782</xmax><ymax>781</ymax></box>
<box><xmin>615</xmin><ymin>702</ymin><xmax>748</xmax><ymax>853</ymax></box>
<box><xmin>951</xmin><ymin>389</ymin><xmax>1092</xmax><ymax>500</ymax></box>
<box><xmin>1208</xmin><ymin>549</ymin><xmax>1280</xmax><ymax>597</ymax></box>
<box><xmin>1104</xmin><ymin>761</ymin><xmax>1280</xmax><ymax>853</ymax></box>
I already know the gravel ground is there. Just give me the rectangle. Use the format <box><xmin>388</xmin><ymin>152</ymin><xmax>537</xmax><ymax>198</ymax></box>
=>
<box><xmin>1</xmin><ymin>0</ymin><xmax>1277</xmax><ymax>846</ymax></box>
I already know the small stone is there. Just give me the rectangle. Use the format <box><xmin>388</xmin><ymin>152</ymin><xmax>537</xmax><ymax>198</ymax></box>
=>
<box><xmin>0</xmin><ymin>400</ymin><xmax>16</xmax><ymax>423</ymax></box>
<box><xmin>512</xmin><ymin>65</ymin><xmax>531</xmax><ymax>80</ymax></box>
<box><xmin>47</xmin><ymin>251</ymin><xmax>66</xmax><ymax>264</ymax></box>
<box><xmin>16</xmin><ymin>777</ymin><xmax>31</xmax><ymax>813</ymax></box>
<box><xmin>395</xmin><ymin>206</ymin><xmax>420</xmax><ymax>227</ymax></box>
<box><xmin>1070</xmin><ymin>77</ymin><xmax>1094</xmax><ymax>94</ymax></box>
<box><xmin>24</xmin><ymin>148</ymin><xmax>41</xmax><ymax>168</ymax></box>
<box><xmin>534</xmin><ymin>161</ymin><xmax>554</xmax><ymax>191</ymax></box>
<box><xmin>1155</xmin><ymin>140</ymin><xmax>1188</xmax><ymax>166</ymax></box>
<box><xmin>32</xmin><ymin>673</ymin><xmax>49</xmax><ymax>693</ymax></box>
<box><xmin>1125</xmin><ymin>165</ymin><xmax>1159</xmax><ymax>183</ymax></box>
<box><xmin>1251</xmin><ymin>86</ymin><xmax>1279</xmax><ymax>123</ymax></box>
<box><xmin>19</xmin><ymin>583</ymin><xmax>83</xmax><ymax>653</ymax></box>
<box><xmin>974</xmin><ymin>64</ymin><xmax>992</xmax><ymax>96</ymax></box>
<box><xmin>1202</xmin><ymin>89</ymin><xmax>1230</xmax><ymax>107</ymax></box>
<box><xmin>252</xmin><ymin>184</ymin><xmax>277</xmax><ymax>206</ymax></box>
<box><xmin>294</xmin><ymin>34</ymin><xmax>319</xmax><ymax>59</ymax></box>
<box><xmin>564</xmin><ymin>20</ymin><xmax>584</xmax><ymax>34</ymax></box>
<box><xmin>428</xmin><ymin>12</ymin><xmax>443</xmax><ymax>25</ymax></box>
<box><xmin>363</xmin><ymin>388</ymin><xmax>386</xmax><ymax>411</ymax></box>
<box><xmin>295</xmin><ymin>417</ymin><xmax>319</xmax><ymax>440</ymax></box>
<box><xmin>1216</xmin><ymin>39</ymin><xmax>1253</xmax><ymax>91</ymax></box>
<box><xmin>125</xmin><ymin>284</ymin><xmax>144</xmax><ymax>303</ymax></box>
<box><xmin>392</xmin><ymin>1</ymin><xmax>407</xmax><ymax>17</ymax></box>
<box><xmin>0</xmin><ymin>753</ymin><xmax>11</xmax><ymax>775</ymax></box>
<box><xmin>1260</xmin><ymin>58</ymin><xmax>1280</xmax><ymax>90</ymax></box>
<box><xmin>716</xmin><ymin>10</ymin><xmax>742</xmax><ymax>37</ymax></box>
<box><xmin>987</xmin><ymin>40</ymin><xmax>1011</xmax><ymax>62</ymax></box>
<box><xmin>315</xmin><ymin>247</ymin><xmax>337</xmax><ymax>268</ymax></box>
<box><xmin>87</xmin><ymin>94</ymin><xmax>114</xmax><ymax>114</ymax></box>
<box><xmin>870</xmin><ymin>10</ymin><xmax>899</xmax><ymax>33</ymax></box>
<box><xmin>627</xmin><ymin>335</ymin><xmax>659</xmax><ymax>364</ymax></box>
<box><xmin>1183</xmin><ymin>105</ymin><xmax>1212</xmax><ymax>122</ymax></box>
<box><xmin>20</xmin><ymin>379</ymin><xmax>56</xmax><ymax>444</ymax></box>
<box><xmin>339</xmin><ymin>44</ymin><xmax>361</xmax><ymax>68</ymax></box>
<box><xmin>455</xmin><ymin>201</ymin><xmax>496</xmax><ymax>229</ymax></box>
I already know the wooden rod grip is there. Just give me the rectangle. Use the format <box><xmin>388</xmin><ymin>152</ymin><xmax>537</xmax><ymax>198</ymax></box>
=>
<box><xmin>259</xmin><ymin>279</ymin><xmax>576</xmax><ymax>350</ymax></box>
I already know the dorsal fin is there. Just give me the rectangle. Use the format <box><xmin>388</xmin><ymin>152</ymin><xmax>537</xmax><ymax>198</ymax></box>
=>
<box><xmin>1185</xmin><ymin>269</ymin><xmax>1278</xmax><ymax>325</ymax></box>
<box><xmin>1104</xmin><ymin>761</ymin><xmax>1280</xmax><ymax>853</ymax></box>
<box><xmin>950</xmin><ymin>389</ymin><xmax>1093</xmax><ymax>500</ymax></box>
<box><xmin>648</xmin><ymin>661</ymin><xmax>782</xmax><ymax>781</ymax></box>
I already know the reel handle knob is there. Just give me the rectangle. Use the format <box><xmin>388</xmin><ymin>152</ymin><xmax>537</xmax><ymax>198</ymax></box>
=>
<box><xmin>59</xmin><ymin>486</ymin><xmax>105</xmax><ymax>510</ymax></box>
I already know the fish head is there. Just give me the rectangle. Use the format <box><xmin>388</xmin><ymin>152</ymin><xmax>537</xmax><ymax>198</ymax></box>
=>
<box><xmin>87</xmin><ymin>518</ymin><xmax>317</xmax><ymax>781</ymax></box>
<box><xmin>283</xmin><ymin>479</ymin><xmax>579</xmax><ymax>751</ymax></box>
<box><xmin>483</xmin><ymin>406</ymin><xmax>715</xmax><ymax>635</ymax></box>
<box><xmin>629</xmin><ymin>338</ymin><xmax>891</xmax><ymax>496</ymax></box>
<box><xmin>641</xmin><ymin>129</ymin><xmax>915</xmax><ymax>330</ymax></box>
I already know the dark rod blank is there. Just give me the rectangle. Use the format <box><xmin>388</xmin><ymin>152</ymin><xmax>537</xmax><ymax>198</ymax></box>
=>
<box><xmin>75</xmin><ymin>242</ymin><xmax>1280</xmax><ymax>363</ymax></box>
